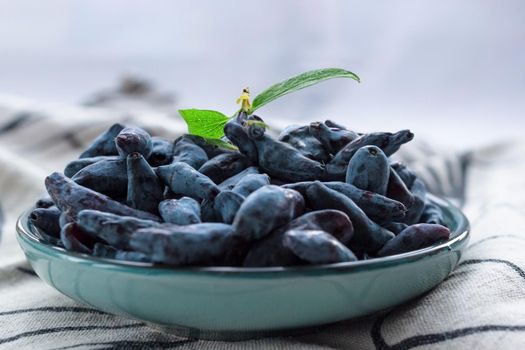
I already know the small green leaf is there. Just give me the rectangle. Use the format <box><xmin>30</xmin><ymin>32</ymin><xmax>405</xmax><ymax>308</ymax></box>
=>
<box><xmin>203</xmin><ymin>137</ymin><xmax>239</xmax><ymax>151</ymax></box>
<box><xmin>251</xmin><ymin>68</ymin><xmax>360</xmax><ymax>113</ymax></box>
<box><xmin>179</xmin><ymin>109</ymin><xmax>229</xmax><ymax>139</ymax></box>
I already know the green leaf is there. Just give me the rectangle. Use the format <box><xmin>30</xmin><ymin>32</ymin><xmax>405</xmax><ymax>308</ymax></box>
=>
<box><xmin>202</xmin><ymin>137</ymin><xmax>239</xmax><ymax>151</ymax></box>
<box><xmin>251</xmin><ymin>68</ymin><xmax>360</xmax><ymax>113</ymax></box>
<box><xmin>179</xmin><ymin>109</ymin><xmax>229</xmax><ymax>139</ymax></box>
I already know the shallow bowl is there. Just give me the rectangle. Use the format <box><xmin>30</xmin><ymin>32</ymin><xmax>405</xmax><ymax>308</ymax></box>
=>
<box><xmin>16</xmin><ymin>194</ymin><xmax>469</xmax><ymax>340</ymax></box>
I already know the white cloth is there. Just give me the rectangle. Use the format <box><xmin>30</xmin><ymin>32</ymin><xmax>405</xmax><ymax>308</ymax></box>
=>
<box><xmin>0</xmin><ymin>95</ymin><xmax>524</xmax><ymax>349</ymax></box>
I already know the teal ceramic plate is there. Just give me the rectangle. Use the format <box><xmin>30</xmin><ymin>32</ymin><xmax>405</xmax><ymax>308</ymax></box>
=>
<box><xmin>16</xmin><ymin>194</ymin><xmax>469</xmax><ymax>340</ymax></box>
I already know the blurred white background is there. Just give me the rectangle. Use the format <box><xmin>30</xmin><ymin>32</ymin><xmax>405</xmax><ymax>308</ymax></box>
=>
<box><xmin>0</xmin><ymin>0</ymin><xmax>523</xmax><ymax>148</ymax></box>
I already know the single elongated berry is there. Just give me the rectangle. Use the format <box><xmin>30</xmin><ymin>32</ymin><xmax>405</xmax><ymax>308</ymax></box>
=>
<box><xmin>72</xmin><ymin>158</ymin><xmax>127</xmax><ymax>200</ymax></box>
<box><xmin>324</xmin><ymin>119</ymin><xmax>348</xmax><ymax>130</ymax></box>
<box><xmin>172</xmin><ymin>137</ymin><xmax>209</xmax><ymax>169</ymax></box>
<box><xmin>278</xmin><ymin>124</ymin><xmax>330</xmax><ymax>162</ymax></box>
<box><xmin>130</xmin><ymin>223</ymin><xmax>244</xmax><ymax>266</ymax></box>
<box><xmin>391</xmin><ymin>162</ymin><xmax>417</xmax><ymax>188</ymax></box>
<box><xmin>213</xmin><ymin>191</ymin><xmax>245</xmax><ymax>224</ymax></box>
<box><xmin>402</xmin><ymin>178</ymin><xmax>426</xmax><ymax>225</ymax></box>
<box><xmin>127</xmin><ymin>152</ymin><xmax>164</xmax><ymax>213</ymax></box>
<box><xmin>148</xmin><ymin>137</ymin><xmax>174</xmax><ymax>167</ymax></box>
<box><xmin>233</xmin><ymin>185</ymin><xmax>305</xmax><ymax>241</ymax></box>
<box><xmin>45</xmin><ymin>172</ymin><xmax>160</xmax><ymax>221</ymax></box>
<box><xmin>77</xmin><ymin>209</ymin><xmax>163</xmax><ymax>249</ymax></box>
<box><xmin>159</xmin><ymin>197</ymin><xmax>201</xmax><ymax>225</ymax></box>
<box><xmin>387</xmin><ymin>167</ymin><xmax>416</xmax><ymax>209</ymax></box>
<box><xmin>218</xmin><ymin>166</ymin><xmax>260</xmax><ymax>191</ymax></box>
<box><xmin>223</xmin><ymin>114</ymin><xmax>258</xmax><ymax>163</ymax></box>
<box><xmin>420</xmin><ymin>200</ymin><xmax>444</xmax><ymax>225</ymax></box>
<box><xmin>79</xmin><ymin>123</ymin><xmax>124</xmax><ymax>158</ymax></box>
<box><xmin>243</xmin><ymin>209</ymin><xmax>354</xmax><ymax>267</ymax></box>
<box><xmin>327</xmin><ymin>130</ymin><xmax>414</xmax><ymax>180</ymax></box>
<box><xmin>377</xmin><ymin>223</ymin><xmax>450</xmax><ymax>257</ymax></box>
<box><xmin>305</xmin><ymin>181</ymin><xmax>394</xmax><ymax>253</ymax></box>
<box><xmin>250</xmin><ymin>134</ymin><xmax>325</xmax><ymax>182</ymax></box>
<box><xmin>65</xmin><ymin>155</ymin><xmax>120</xmax><ymax>178</ymax></box>
<box><xmin>157</xmin><ymin>162</ymin><xmax>220</xmax><ymax>201</ymax></box>
<box><xmin>115</xmin><ymin>126</ymin><xmax>153</xmax><ymax>158</ymax></box>
<box><xmin>30</xmin><ymin>206</ymin><xmax>61</xmax><ymax>238</ymax></box>
<box><xmin>283</xmin><ymin>181</ymin><xmax>406</xmax><ymax>221</ymax></box>
<box><xmin>346</xmin><ymin>145</ymin><xmax>390</xmax><ymax>195</ymax></box>
<box><xmin>198</xmin><ymin>152</ymin><xmax>252</xmax><ymax>184</ymax></box>
<box><xmin>325</xmin><ymin>182</ymin><xmax>406</xmax><ymax>221</ymax></box>
<box><xmin>309</xmin><ymin>121</ymin><xmax>358</xmax><ymax>154</ymax></box>
<box><xmin>283</xmin><ymin>229</ymin><xmax>357</xmax><ymax>264</ymax></box>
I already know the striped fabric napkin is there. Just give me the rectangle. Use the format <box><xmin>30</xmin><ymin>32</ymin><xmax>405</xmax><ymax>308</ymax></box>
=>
<box><xmin>0</xmin><ymin>94</ymin><xmax>524</xmax><ymax>349</ymax></box>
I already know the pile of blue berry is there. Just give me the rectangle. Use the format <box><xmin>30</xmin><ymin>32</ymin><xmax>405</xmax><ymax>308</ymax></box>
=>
<box><xmin>30</xmin><ymin>113</ymin><xmax>450</xmax><ymax>267</ymax></box>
